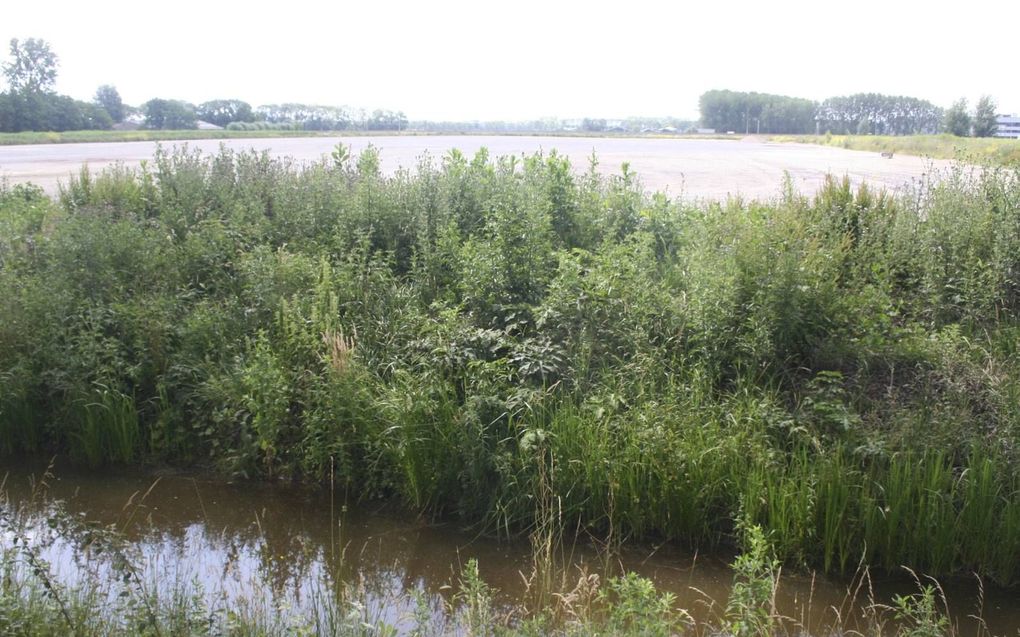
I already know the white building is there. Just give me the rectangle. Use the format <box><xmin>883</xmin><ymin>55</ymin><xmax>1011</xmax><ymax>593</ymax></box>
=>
<box><xmin>996</xmin><ymin>114</ymin><xmax>1020</xmax><ymax>139</ymax></box>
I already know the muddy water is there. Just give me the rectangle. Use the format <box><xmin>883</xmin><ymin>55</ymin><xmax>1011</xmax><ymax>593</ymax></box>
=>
<box><xmin>2</xmin><ymin>464</ymin><xmax>1018</xmax><ymax>634</ymax></box>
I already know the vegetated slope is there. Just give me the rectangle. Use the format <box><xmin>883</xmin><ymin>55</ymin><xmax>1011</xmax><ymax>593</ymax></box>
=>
<box><xmin>773</xmin><ymin>133</ymin><xmax>1020</xmax><ymax>165</ymax></box>
<box><xmin>2</xmin><ymin>147</ymin><xmax>1020</xmax><ymax>583</ymax></box>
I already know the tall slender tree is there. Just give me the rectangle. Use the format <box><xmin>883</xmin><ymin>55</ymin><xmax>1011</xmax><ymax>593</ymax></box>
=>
<box><xmin>943</xmin><ymin>98</ymin><xmax>971</xmax><ymax>136</ymax></box>
<box><xmin>94</xmin><ymin>84</ymin><xmax>124</xmax><ymax>123</ymax></box>
<box><xmin>972</xmin><ymin>95</ymin><xmax>999</xmax><ymax>138</ymax></box>
<box><xmin>2</xmin><ymin>38</ymin><xmax>58</xmax><ymax>94</ymax></box>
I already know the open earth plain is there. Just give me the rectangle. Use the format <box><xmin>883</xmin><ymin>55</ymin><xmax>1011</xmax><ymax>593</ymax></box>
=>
<box><xmin>0</xmin><ymin>134</ymin><xmax>953</xmax><ymax>198</ymax></box>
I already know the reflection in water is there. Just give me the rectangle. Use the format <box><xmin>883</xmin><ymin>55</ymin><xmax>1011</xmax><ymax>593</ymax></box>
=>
<box><xmin>3</xmin><ymin>463</ymin><xmax>1018</xmax><ymax>634</ymax></box>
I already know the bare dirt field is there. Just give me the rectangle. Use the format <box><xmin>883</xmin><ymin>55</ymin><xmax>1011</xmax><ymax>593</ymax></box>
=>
<box><xmin>0</xmin><ymin>135</ymin><xmax>954</xmax><ymax>200</ymax></box>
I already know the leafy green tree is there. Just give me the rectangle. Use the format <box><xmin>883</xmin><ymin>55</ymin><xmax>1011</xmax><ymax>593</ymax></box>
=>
<box><xmin>699</xmin><ymin>90</ymin><xmax>816</xmax><ymax>134</ymax></box>
<box><xmin>46</xmin><ymin>94</ymin><xmax>87</xmax><ymax>130</ymax></box>
<box><xmin>0</xmin><ymin>92</ymin><xmax>110</xmax><ymax>132</ymax></box>
<box><xmin>817</xmin><ymin>93</ymin><xmax>941</xmax><ymax>135</ymax></box>
<box><xmin>93</xmin><ymin>85</ymin><xmax>124</xmax><ymax>123</ymax></box>
<box><xmin>943</xmin><ymin>98</ymin><xmax>971</xmax><ymax>136</ymax></box>
<box><xmin>0</xmin><ymin>37</ymin><xmax>109</xmax><ymax>133</ymax></box>
<box><xmin>196</xmin><ymin>99</ymin><xmax>254</xmax><ymax>127</ymax></box>
<box><xmin>2</xmin><ymin>37</ymin><xmax>57</xmax><ymax>94</ymax></box>
<box><xmin>972</xmin><ymin>95</ymin><xmax>998</xmax><ymax>137</ymax></box>
<box><xmin>257</xmin><ymin>103</ymin><xmax>354</xmax><ymax>130</ymax></box>
<box><xmin>142</xmin><ymin>98</ymin><xmax>197</xmax><ymax>129</ymax></box>
<box><xmin>0</xmin><ymin>91</ymin><xmax>48</xmax><ymax>131</ymax></box>
<box><xmin>366</xmin><ymin>109</ymin><xmax>407</xmax><ymax>131</ymax></box>
<box><xmin>80</xmin><ymin>101</ymin><xmax>113</xmax><ymax>129</ymax></box>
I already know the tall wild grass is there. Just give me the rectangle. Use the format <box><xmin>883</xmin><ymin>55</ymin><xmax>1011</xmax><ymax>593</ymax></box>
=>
<box><xmin>771</xmin><ymin>133</ymin><xmax>1020</xmax><ymax>165</ymax></box>
<box><xmin>2</xmin><ymin>147</ymin><xmax>1020</xmax><ymax>582</ymax></box>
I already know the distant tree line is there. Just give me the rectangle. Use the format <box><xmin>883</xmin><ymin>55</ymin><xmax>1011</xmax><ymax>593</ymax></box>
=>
<box><xmin>618</xmin><ymin>116</ymin><xmax>695</xmax><ymax>132</ymax></box>
<box><xmin>816</xmin><ymin>94</ymin><xmax>942</xmax><ymax>135</ymax></box>
<box><xmin>254</xmin><ymin>104</ymin><xmax>408</xmax><ymax>131</ymax></box>
<box><xmin>137</xmin><ymin>101</ymin><xmax>409</xmax><ymax>131</ymax></box>
<box><xmin>699</xmin><ymin>90</ymin><xmax>816</xmax><ymax>134</ymax></box>
<box><xmin>701</xmin><ymin>90</ymin><xmax>1003</xmax><ymax>138</ymax></box>
<box><xmin>0</xmin><ymin>38</ymin><xmax>411</xmax><ymax>134</ymax></box>
<box><xmin>3</xmin><ymin>37</ymin><xmax>683</xmax><ymax>136</ymax></box>
<box><xmin>411</xmin><ymin>116</ymin><xmax>696</xmax><ymax>134</ymax></box>
<box><xmin>942</xmin><ymin>96</ymin><xmax>999</xmax><ymax>137</ymax></box>
<box><xmin>141</xmin><ymin>99</ymin><xmax>197</xmax><ymax>129</ymax></box>
<box><xmin>0</xmin><ymin>38</ymin><xmax>117</xmax><ymax>132</ymax></box>
<box><xmin>8</xmin><ymin>37</ymin><xmax>1002</xmax><ymax>139</ymax></box>
<box><xmin>411</xmin><ymin>118</ymin><xmax>569</xmax><ymax>133</ymax></box>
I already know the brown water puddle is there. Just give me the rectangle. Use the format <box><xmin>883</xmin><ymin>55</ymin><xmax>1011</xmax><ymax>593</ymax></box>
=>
<box><xmin>2</xmin><ymin>462</ymin><xmax>1018</xmax><ymax>634</ymax></box>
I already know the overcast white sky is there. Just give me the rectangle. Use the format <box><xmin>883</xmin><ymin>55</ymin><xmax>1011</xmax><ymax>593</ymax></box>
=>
<box><xmin>3</xmin><ymin>0</ymin><xmax>1017</xmax><ymax>121</ymax></box>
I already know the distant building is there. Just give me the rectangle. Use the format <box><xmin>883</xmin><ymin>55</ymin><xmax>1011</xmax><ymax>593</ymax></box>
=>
<box><xmin>113</xmin><ymin>113</ymin><xmax>145</xmax><ymax>131</ymax></box>
<box><xmin>112</xmin><ymin>120</ymin><xmax>141</xmax><ymax>131</ymax></box>
<box><xmin>996</xmin><ymin>114</ymin><xmax>1020</xmax><ymax>139</ymax></box>
<box><xmin>196</xmin><ymin>120</ymin><xmax>224</xmax><ymax>130</ymax></box>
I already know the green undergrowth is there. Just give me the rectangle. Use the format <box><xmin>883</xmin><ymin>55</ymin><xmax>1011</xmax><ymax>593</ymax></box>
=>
<box><xmin>2</xmin><ymin>146</ymin><xmax>1020</xmax><ymax>583</ymax></box>
<box><xmin>771</xmin><ymin>133</ymin><xmax>1020</xmax><ymax>164</ymax></box>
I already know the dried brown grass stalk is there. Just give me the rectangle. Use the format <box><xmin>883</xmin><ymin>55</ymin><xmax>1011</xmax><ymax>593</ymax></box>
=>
<box><xmin>322</xmin><ymin>327</ymin><xmax>356</xmax><ymax>375</ymax></box>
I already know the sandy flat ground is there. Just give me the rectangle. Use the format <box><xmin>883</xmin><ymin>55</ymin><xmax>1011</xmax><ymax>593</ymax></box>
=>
<box><xmin>0</xmin><ymin>135</ymin><xmax>953</xmax><ymax>201</ymax></box>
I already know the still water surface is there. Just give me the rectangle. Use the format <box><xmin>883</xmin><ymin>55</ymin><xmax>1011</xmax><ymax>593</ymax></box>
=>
<box><xmin>3</xmin><ymin>464</ymin><xmax>1018</xmax><ymax>634</ymax></box>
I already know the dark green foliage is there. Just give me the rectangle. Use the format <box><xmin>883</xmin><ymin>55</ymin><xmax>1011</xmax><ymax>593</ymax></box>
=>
<box><xmin>2</xmin><ymin>38</ymin><xmax>57</xmax><ymax>93</ymax></box>
<box><xmin>699</xmin><ymin>89</ymin><xmax>816</xmax><ymax>134</ymax></box>
<box><xmin>0</xmin><ymin>91</ymin><xmax>112</xmax><ymax>133</ymax></box>
<box><xmin>195</xmin><ymin>99</ymin><xmax>254</xmax><ymax>128</ymax></box>
<box><xmin>3</xmin><ymin>147</ymin><xmax>1020</xmax><ymax>583</ymax></box>
<box><xmin>0</xmin><ymin>39</ymin><xmax>112</xmax><ymax>133</ymax></box>
<box><xmin>93</xmin><ymin>85</ymin><xmax>124</xmax><ymax>123</ymax></box>
<box><xmin>943</xmin><ymin>98</ymin><xmax>971</xmax><ymax>136</ymax></box>
<box><xmin>141</xmin><ymin>99</ymin><xmax>197</xmax><ymax>130</ymax></box>
<box><xmin>972</xmin><ymin>95</ymin><xmax>998</xmax><ymax>138</ymax></box>
<box><xmin>366</xmin><ymin>109</ymin><xmax>408</xmax><ymax>131</ymax></box>
<box><xmin>817</xmin><ymin>93</ymin><xmax>942</xmax><ymax>135</ymax></box>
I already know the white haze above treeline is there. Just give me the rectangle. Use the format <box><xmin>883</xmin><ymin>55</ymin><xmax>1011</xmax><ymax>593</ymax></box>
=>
<box><xmin>2</xmin><ymin>0</ymin><xmax>1017</xmax><ymax>121</ymax></box>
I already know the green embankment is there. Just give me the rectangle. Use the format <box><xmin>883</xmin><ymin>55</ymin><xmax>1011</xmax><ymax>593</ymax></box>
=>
<box><xmin>771</xmin><ymin>133</ymin><xmax>1020</xmax><ymax>164</ymax></box>
<box><xmin>3</xmin><ymin>146</ymin><xmax>1020</xmax><ymax>584</ymax></box>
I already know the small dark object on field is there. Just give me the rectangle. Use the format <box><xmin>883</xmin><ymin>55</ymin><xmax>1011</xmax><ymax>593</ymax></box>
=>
<box><xmin>881</xmin><ymin>151</ymin><xmax>894</xmax><ymax>158</ymax></box>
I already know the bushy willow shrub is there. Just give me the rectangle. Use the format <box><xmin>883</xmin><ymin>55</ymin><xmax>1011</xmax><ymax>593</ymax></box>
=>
<box><xmin>2</xmin><ymin>148</ymin><xmax>1020</xmax><ymax>581</ymax></box>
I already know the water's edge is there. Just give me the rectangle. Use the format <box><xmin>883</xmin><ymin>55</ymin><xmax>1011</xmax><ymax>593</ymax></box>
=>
<box><xmin>2</xmin><ymin>461</ymin><xmax>1018</xmax><ymax>634</ymax></box>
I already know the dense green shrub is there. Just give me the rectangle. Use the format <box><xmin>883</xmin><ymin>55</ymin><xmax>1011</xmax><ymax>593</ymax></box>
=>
<box><xmin>3</xmin><ymin>146</ymin><xmax>1020</xmax><ymax>582</ymax></box>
